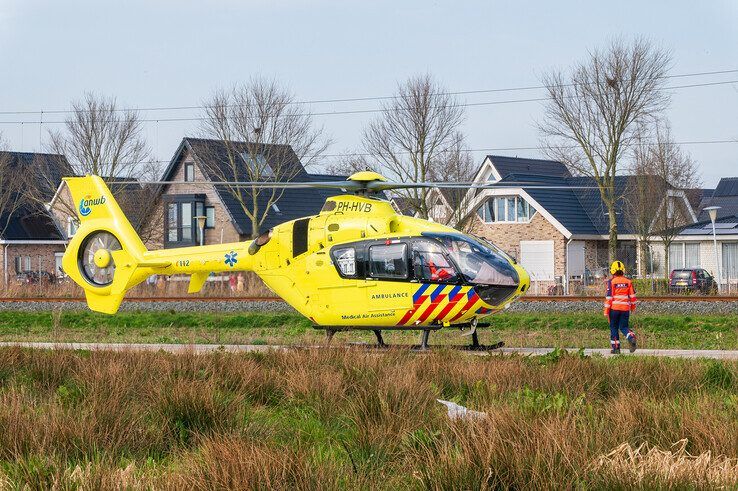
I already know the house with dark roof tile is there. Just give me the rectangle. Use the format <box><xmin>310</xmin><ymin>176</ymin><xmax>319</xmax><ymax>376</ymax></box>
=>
<box><xmin>696</xmin><ymin>177</ymin><xmax>738</xmax><ymax>221</ymax></box>
<box><xmin>460</xmin><ymin>155</ymin><xmax>697</xmax><ymax>291</ymax></box>
<box><xmin>666</xmin><ymin>177</ymin><xmax>738</xmax><ymax>289</ymax></box>
<box><xmin>147</xmin><ymin>138</ymin><xmax>348</xmax><ymax>249</ymax></box>
<box><xmin>0</xmin><ymin>151</ymin><xmax>72</xmax><ymax>286</ymax></box>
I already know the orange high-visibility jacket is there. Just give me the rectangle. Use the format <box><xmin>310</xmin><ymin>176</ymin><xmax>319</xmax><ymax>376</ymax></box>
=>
<box><xmin>604</xmin><ymin>276</ymin><xmax>637</xmax><ymax>315</ymax></box>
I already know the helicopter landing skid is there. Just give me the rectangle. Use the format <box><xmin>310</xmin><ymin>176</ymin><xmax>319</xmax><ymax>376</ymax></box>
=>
<box><xmin>320</xmin><ymin>324</ymin><xmax>503</xmax><ymax>351</ymax></box>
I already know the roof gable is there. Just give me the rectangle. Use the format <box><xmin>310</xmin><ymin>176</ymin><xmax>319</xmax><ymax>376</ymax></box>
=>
<box><xmin>484</xmin><ymin>155</ymin><xmax>571</xmax><ymax>181</ymax></box>
<box><xmin>161</xmin><ymin>138</ymin><xmax>348</xmax><ymax>237</ymax></box>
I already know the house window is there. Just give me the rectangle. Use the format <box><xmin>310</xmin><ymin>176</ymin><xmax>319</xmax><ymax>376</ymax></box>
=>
<box><xmin>271</xmin><ymin>203</ymin><xmax>281</xmax><ymax>214</ymax></box>
<box><xmin>164</xmin><ymin>194</ymin><xmax>206</xmax><ymax>247</ymax></box>
<box><xmin>723</xmin><ymin>243</ymin><xmax>738</xmax><ymax>279</ymax></box>
<box><xmin>205</xmin><ymin>206</ymin><xmax>215</xmax><ymax>228</ymax></box>
<box><xmin>167</xmin><ymin>203</ymin><xmax>178</xmax><ymax>242</ymax></box>
<box><xmin>14</xmin><ymin>256</ymin><xmax>32</xmax><ymax>273</ymax></box>
<box><xmin>477</xmin><ymin>196</ymin><xmax>536</xmax><ymax>223</ymax></box>
<box><xmin>55</xmin><ymin>253</ymin><xmax>65</xmax><ymax>277</ymax></box>
<box><xmin>668</xmin><ymin>242</ymin><xmax>700</xmax><ymax>271</ymax></box>
<box><xmin>67</xmin><ymin>217</ymin><xmax>79</xmax><ymax>238</ymax></box>
<box><xmin>368</xmin><ymin>243</ymin><xmax>408</xmax><ymax>279</ymax></box>
<box><xmin>184</xmin><ymin>163</ymin><xmax>195</xmax><ymax>182</ymax></box>
<box><xmin>181</xmin><ymin>202</ymin><xmax>192</xmax><ymax>241</ymax></box>
<box><xmin>241</xmin><ymin>152</ymin><xmax>274</xmax><ymax>178</ymax></box>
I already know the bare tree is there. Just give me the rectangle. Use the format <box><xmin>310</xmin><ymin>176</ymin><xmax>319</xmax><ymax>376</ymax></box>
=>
<box><xmin>324</xmin><ymin>153</ymin><xmax>371</xmax><ymax>176</ymax></box>
<box><xmin>35</xmin><ymin>93</ymin><xmax>158</xmax><ymax>242</ymax></box>
<box><xmin>427</xmin><ymin>138</ymin><xmax>477</xmax><ymax>231</ymax></box>
<box><xmin>539</xmin><ymin>38</ymin><xmax>671</xmax><ymax>262</ymax></box>
<box><xmin>648</xmin><ymin>125</ymin><xmax>700</xmax><ymax>278</ymax></box>
<box><xmin>48</xmin><ymin>93</ymin><xmax>149</xmax><ymax>179</ymax></box>
<box><xmin>624</xmin><ymin>128</ymin><xmax>664</xmax><ymax>277</ymax></box>
<box><xmin>200</xmin><ymin>78</ymin><xmax>329</xmax><ymax>238</ymax></box>
<box><xmin>363</xmin><ymin>74</ymin><xmax>465</xmax><ymax>219</ymax></box>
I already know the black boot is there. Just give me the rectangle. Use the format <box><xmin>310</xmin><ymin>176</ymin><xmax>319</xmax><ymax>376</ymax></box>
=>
<box><xmin>627</xmin><ymin>337</ymin><xmax>637</xmax><ymax>353</ymax></box>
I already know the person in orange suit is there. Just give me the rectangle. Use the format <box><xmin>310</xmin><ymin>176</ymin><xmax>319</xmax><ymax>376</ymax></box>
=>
<box><xmin>604</xmin><ymin>260</ymin><xmax>637</xmax><ymax>354</ymax></box>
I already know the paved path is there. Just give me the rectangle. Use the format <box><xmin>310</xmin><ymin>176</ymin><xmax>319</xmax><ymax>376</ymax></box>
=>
<box><xmin>1</xmin><ymin>342</ymin><xmax>738</xmax><ymax>360</ymax></box>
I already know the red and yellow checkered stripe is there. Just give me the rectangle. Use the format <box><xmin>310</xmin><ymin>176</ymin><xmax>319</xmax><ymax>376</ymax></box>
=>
<box><xmin>397</xmin><ymin>284</ymin><xmax>487</xmax><ymax>326</ymax></box>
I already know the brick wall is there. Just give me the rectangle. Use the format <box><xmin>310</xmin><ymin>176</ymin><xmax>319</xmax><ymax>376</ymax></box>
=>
<box><xmin>149</xmin><ymin>149</ymin><xmax>243</xmax><ymax>249</ymax></box>
<box><xmin>49</xmin><ymin>185</ymin><xmax>75</xmax><ymax>239</ymax></box>
<box><xmin>0</xmin><ymin>243</ymin><xmax>67</xmax><ymax>286</ymax></box>
<box><xmin>471</xmin><ymin>211</ymin><xmax>567</xmax><ymax>280</ymax></box>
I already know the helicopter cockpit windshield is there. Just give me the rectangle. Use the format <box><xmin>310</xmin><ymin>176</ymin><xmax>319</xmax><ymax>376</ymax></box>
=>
<box><xmin>423</xmin><ymin>232</ymin><xmax>519</xmax><ymax>292</ymax></box>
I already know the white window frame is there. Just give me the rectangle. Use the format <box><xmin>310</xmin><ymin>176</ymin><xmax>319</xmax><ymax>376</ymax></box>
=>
<box><xmin>67</xmin><ymin>216</ymin><xmax>79</xmax><ymax>238</ymax></box>
<box><xmin>184</xmin><ymin>162</ymin><xmax>195</xmax><ymax>182</ymax></box>
<box><xmin>205</xmin><ymin>206</ymin><xmax>215</xmax><ymax>229</ymax></box>
<box><xmin>478</xmin><ymin>195</ymin><xmax>536</xmax><ymax>224</ymax></box>
<box><xmin>668</xmin><ymin>242</ymin><xmax>701</xmax><ymax>271</ymax></box>
<box><xmin>55</xmin><ymin>252</ymin><xmax>66</xmax><ymax>277</ymax></box>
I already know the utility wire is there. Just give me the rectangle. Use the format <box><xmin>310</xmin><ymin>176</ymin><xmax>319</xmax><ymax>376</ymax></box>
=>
<box><xmin>61</xmin><ymin>139</ymin><xmax>738</xmax><ymax>167</ymax></box>
<box><xmin>0</xmin><ymin>68</ymin><xmax>736</xmax><ymax>116</ymax></box>
<box><xmin>1</xmin><ymin>79</ymin><xmax>736</xmax><ymax>126</ymax></box>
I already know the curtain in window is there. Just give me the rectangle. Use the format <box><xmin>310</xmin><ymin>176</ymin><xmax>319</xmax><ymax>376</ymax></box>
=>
<box><xmin>723</xmin><ymin>243</ymin><xmax>738</xmax><ymax>280</ymax></box>
<box><xmin>668</xmin><ymin>243</ymin><xmax>684</xmax><ymax>270</ymax></box>
<box><xmin>684</xmin><ymin>243</ymin><xmax>700</xmax><ymax>268</ymax></box>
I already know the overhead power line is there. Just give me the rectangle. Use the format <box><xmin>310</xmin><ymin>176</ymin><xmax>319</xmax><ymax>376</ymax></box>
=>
<box><xmin>1</xmin><ymin>79</ymin><xmax>737</xmax><ymax>126</ymax></box>
<box><xmin>0</xmin><ymin>68</ymin><xmax>736</xmax><ymax>117</ymax></box>
<box><xmin>62</xmin><ymin>139</ymin><xmax>738</xmax><ymax>167</ymax></box>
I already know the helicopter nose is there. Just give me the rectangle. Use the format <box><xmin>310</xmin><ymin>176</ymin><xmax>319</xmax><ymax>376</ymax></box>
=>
<box><xmin>514</xmin><ymin>264</ymin><xmax>530</xmax><ymax>296</ymax></box>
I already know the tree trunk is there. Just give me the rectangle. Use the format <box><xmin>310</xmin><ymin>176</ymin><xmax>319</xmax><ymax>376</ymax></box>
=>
<box><xmin>663</xmin><ymin>243</ymin><xmax>671</xmax><ymax>281</ymax></box>
<box><xmin>608</xmin><ymin>212</ymin><xmax>618</xmax><ymax>265</ymax></box>
<box><xmin>638</xmin><ymin>240</ymin><xmax>649</xmax><ymax>277</ymax></box>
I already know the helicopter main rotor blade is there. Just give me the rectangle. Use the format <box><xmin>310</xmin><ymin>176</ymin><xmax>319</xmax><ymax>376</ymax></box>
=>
<box><xmin>364</xmin><ymin>181</ymin><xmax>602</xmax><ymax>191</ymax></box>
<box><xmin>119</xmin><ymin>180</ymin><xmax>603</xmax><ymax>191</ymax></box>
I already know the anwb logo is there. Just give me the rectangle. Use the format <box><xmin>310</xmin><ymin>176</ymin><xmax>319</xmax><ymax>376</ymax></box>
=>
<box><xmin>79</xmin><ymin>195</ymin><xmax>106</xmax><ymax>217</ymax></box>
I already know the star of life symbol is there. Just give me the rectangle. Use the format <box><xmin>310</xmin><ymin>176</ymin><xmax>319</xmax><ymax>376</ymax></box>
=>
<box><xmin>224</xmin><ymin>251</ymin><xmax>238</xmax><ymax>267</ymax></box>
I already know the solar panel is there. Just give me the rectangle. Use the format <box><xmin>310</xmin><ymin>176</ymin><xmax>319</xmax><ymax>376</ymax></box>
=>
<box><xmin>713</xmin><ymin>223</ymin><xmax>738</xmax><ymax>229</ymax></box>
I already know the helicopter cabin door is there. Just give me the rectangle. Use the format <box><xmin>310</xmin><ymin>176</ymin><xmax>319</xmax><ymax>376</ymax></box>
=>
<box><xmin>363</xmin><ymin>240</ymin><xmax>414</xmax><ymax>322</ymax></box>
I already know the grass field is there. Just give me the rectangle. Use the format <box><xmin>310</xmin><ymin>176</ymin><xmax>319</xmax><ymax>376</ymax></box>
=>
<box><xmin>0</xmin><ymin>348</ymin><xmax>736</xmax><ymax>488</ymax></box>
<box><xmin>0</xmin><ymin>310</ymin><xmax>736</xmax><ymax>349</ymax></box>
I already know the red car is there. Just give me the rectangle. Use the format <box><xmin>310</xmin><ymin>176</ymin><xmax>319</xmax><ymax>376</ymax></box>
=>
<box><xmin>669</xmin><ymin>268</ymin><xmax>717</xmax><ymax>294</ymax></box>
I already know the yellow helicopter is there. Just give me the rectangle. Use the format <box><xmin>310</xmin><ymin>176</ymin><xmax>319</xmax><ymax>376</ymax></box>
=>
<box><xmin>61</xmin><ymin>171</ymin><xmax>531</xmax><ymax>349</ymax></box>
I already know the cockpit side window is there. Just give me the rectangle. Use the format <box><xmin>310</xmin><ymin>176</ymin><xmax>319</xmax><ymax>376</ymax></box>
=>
<box><xmin>412</xmin><ymin>239</ymin><xmax>459</xmax><ymax>283</ymax></box>
<box><xmin>332</xmin><ymin>247</ymin><xmax>357</xmax><ymax>277</ymax></box>
<box><xmin>368</xmin><ymin>243</ymin><xmax>408</xmax><ymax>279</ymax></box>
<box><xmin>423</xmin><ymin>232</ymin><xmax>518</xmax><ymax>287</ymax></box>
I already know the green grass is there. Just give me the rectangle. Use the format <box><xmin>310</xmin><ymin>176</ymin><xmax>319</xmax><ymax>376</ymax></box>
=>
<box><xmin>0</xmin><ymin>310</ymin><xmax>736</xmax><ymax>349</ymax></box>
<box><xmin>0</xmin><ymin>349</ymin><xmax>737</xmax><ymax>488</ymax></box>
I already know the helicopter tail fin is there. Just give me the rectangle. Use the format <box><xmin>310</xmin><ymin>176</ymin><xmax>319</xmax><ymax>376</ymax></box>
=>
<box><xmin>61</xmin><ymin>175</ymin><xmax>163</xmax><ymax>314</ymax></box>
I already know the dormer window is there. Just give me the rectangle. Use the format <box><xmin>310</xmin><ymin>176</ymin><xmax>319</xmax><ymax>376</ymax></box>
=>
<box><xmin>184</xmin><ymin>162</ymin><xmax>195</xmax><ymax>182</ymax></box>
<box><xmin>477</xmin><ymin>196</ymin><xmax>536</xmax><ymax>223</ymax></box>
<box><xmin>241</xmin><ymin>152</ymin><xmax>274</xmax><ymax>178</ymax></box>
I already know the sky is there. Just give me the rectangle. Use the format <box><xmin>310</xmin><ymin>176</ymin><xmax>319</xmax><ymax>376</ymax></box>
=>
<box><xmin>0</xmin><ymin>0</ymin><xmax>736</xmax><ymax>187</ymax></box>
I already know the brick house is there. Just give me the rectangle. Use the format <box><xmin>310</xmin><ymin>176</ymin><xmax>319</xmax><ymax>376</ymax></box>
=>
<box><xmin>151</xmin><ymin>137</ymin><xmax>346</xmax><ymax>249</ymax></box>
<box><xmin>655</xmin><ymin>178</ymin><xmax>738</xmax><ymax>290</ymax></box>
<box><xmin>430</xmin><ymin>155</ymin><xmax>696</xmax><ymax>292</ymax></box>
<box><xmin>0</xmin><ymin>151</ymin><xmax>71</xmax><ymax>287</ymax></box>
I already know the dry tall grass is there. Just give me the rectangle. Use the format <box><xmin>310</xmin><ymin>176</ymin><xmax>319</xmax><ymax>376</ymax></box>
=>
<box><xmin>1</xmin><ymin>271</ymin><xmax>274</xmax><ymax>298</ymax></box>
<box><xmin>0</xmin><ymin>348</ymin><xmax>735</xmax><ymax>489</ymax></box>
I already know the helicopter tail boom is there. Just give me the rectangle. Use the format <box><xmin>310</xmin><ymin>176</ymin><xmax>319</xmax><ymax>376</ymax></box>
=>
<box><xmin>61</xmin><ymin>175</ymin><xmax>255</xmax><ymax>314</ymax></box>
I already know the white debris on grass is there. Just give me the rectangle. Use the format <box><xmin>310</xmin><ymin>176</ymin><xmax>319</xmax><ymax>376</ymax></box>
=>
<box><xmin>437</xmin><ymin>399</ymin><xmax>487</xmax><ymax>420</ymax></box>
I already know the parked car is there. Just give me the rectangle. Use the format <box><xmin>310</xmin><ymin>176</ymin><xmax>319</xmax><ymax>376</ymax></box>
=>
<box><xmin>669</xmin><ymin>268</ymin><xmax>717</xmax><ymax>294</ymax></box>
